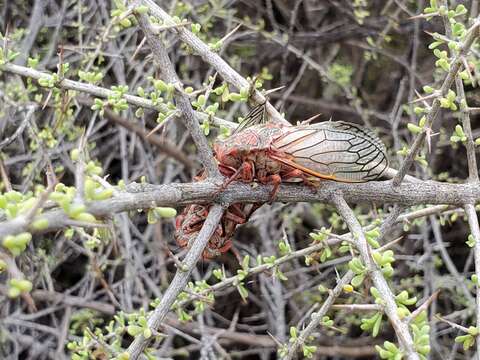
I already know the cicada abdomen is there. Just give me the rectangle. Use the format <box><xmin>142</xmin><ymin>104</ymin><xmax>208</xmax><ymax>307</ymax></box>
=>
<box><xmin>174</xmin><ymin>169</ymin><xmax>262</xmax><ymax>258</ymax></box>
<box><xmin>175</xmin><ymin>202</ymin><xmax>260</xmax><ymax>259</ymax></box>
<box><xmin>271</xmin><ymin>121</ymin><xmax>388</xmax><ymax>182</ymax></box>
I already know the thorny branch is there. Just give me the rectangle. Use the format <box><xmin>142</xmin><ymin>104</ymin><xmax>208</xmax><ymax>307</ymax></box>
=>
<box><xmin>1</xmin><ymin>180</ymin><xmax>480</xmax><ymax>239</ymax></box>
<box><xmin>393</xmin><ymin>18</ymin><xmax>480</xmax><ymax>186</ymax></box>
<box><xmin>139</xmin><ymin>0</ymin><xmax>290</xmax><ymax>126</ymax></box>
<box><xmin>135</xmin><ymin>11</ymin><xmax>220</xmax><ymax>177</ymax></box>
<box><xmin>332</xmin><ymin>195</ymin><xmax>419</xmax><ymax>360</ymax></box>
<box><xmin>127</xmin><ymin>205</ymin><xmax>225</xmax><ymax>358</ymax></box>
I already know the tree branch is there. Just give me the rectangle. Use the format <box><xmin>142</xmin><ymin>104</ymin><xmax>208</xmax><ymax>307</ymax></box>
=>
<box><xmin>393</xmin><ymin>18</ymin><xmax>480</xmax><ymax>186</ymax></box>
<box><xmin>284</xmin><ymin>270</ymin><xmax>354</xmax><ymax>359</ymax></box>
<box><xmin>1</xmin><ymin>180</ymin><xmax>480</xmax><ymax>239</ymax></box>
<box><xmin>140</xmin><ymin>0</ymin><xmax>290</xmax><ymax>126</ymax></box>
<box><xmin>135</xmin><ymin>11</ymin><xmax>220</xmax><ymax>177</ymax></box>
<box><xmin>332</xmin><ymin>195</ymin><xmax>419</xmax><ymax>360</ymax></box>
<box><xmin>1</xmin><ymin>63</ymin><xmax>235</xmax><ymax>129</ymax></box>
<box><xmin>126</xmin><ymin>204</ymin><xmax>225</xmax><ymax>359</ymax></box>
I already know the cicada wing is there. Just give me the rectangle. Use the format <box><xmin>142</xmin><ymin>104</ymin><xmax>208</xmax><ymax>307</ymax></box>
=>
<box><xmin>272</xmin><ymin>121</ymin><xmax>389</xmax><ymax>182</ymax></box>
<box><xmin>232</xmin><ymin>101</ymin><xmax>268</xmax><ymax>135</ymax></box>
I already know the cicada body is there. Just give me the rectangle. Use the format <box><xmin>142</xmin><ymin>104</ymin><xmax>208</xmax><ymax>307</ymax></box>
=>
<box><xmin>175</xmin><ymin>104</ymin><xmax>389</xmax><ymax>258</ymax></box>
<box><xmin>213</xmin><ymin>120</ymin><xmax>388</xmax><ymax>198</ymax></box>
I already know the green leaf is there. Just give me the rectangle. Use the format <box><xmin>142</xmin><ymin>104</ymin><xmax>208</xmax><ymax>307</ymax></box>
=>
<box><xmin>289</xmin><ymin>326</ymin><xmax>298</xmax><ymax>340</ymax></box>
<box><xmin>407</xmin><ymin>123</ymin><xmax>422</xmax><ymax>134</ymax></box>
<box><xmin>467</xmin><ymin>234</ymin><xmax>476</xmax><ymax>248</ymax></box>
<box><xmin>351</xmin><ymin>274</ymin><xmax>365</xmax><ymax>287</ymax></box>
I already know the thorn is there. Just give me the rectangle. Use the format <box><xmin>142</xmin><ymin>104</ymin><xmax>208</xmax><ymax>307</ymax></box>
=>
<box><xmin>219</xmin><ymin>23</ymin><xmax>242</xmax><ymax>44</ymax></box>
<box><xmin>264</xmin><ymin>85</ymin><xmax>286</xmax><ymax>96</ymax></box>
<box><xmin>146</xmin><ymin>111</ymin><xmax>178</xmax><ymax>138</ymax></box>
<box><xmin>409</xmin><ymin>92</ymin><xmax>437</xmax><ymax>105</ymax></box>
<box><xmin>298</xmin><ymin>113</ymin><xmax>322</xmax><ymax>125</ymax></box>
<box><xmin>426</xmin><ymin>127</ymin><xmax>433</xmax><ymax>153</ymax></box>
<box><xmin>408</xmin><ymin>12</ymin><xmax>438</xmax><ymax>20</ymax></box>
<box><xmin>131</xmin><ymin>37</ymin><xmax>147</xmax><ymax>62</ymax></box>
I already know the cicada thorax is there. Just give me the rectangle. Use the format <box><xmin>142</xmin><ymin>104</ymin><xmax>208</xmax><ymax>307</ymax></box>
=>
<box><xmin>213</xmin><ymin>122</ymin><xmax>284</xmax><ymax>170</ymax></box>
<box><xmin>270</xmin><ymin>121</ymin><xmax>389</xmax><ymax>182</ymax></box>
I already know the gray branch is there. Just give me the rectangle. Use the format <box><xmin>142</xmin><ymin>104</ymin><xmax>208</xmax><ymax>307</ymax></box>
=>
<box><xmin>1</xmin><ymin>179</ymin><xmax>480</xmax><ymax>239</ymax></box>
<box><xmin>332</xmin><ymin>195</ymin><xmax>419</xmax><ymax>359</ymax></box>
<box><xmin>141</xmin><ymin>0</ymin><xmax>290</xmax><ymax>126</ymax></box>
<box><xmin>135</xmin><ymin>11</ymin><xmax>220</xmax><ymax>177</ymax></box>
<box><xmin>393</xmin><ymin>18</ymin><xmax>480</xmax><ymax>186</ymax></box>
<box><xmin>126</xmin><ymin>205</ymin><xmax>225</xmax><ymax>359</ymax></box>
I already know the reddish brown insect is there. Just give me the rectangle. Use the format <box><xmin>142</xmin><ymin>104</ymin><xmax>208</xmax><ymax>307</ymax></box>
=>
<box><xmin>175</xmin><ymin>104</ymin><xmax>389</xmax><ymax>258</ymax></box>
<box><xmin>214</xmin><ymin>104</ymin><xmax>389</xmax><ymax>199</ymax></box>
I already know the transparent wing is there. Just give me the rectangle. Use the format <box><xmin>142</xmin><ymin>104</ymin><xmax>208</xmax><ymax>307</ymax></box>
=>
<box><xmin>272</xmin><ymin>121</ymin><xmax>389</xmax><ymax>182</ymax></box>
<box><xmin>232</xmin><ymin>102</ymin><xmax>268</xmax><ymax>135</ymax></box>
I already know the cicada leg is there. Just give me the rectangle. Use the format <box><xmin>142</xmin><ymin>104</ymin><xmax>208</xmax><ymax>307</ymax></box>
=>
<box><xmin>216</xmin><ymin>239</ymin><xmax>233</xmax><ymax>255</ymax></box>
<box><xmin>215</xmin><ymin>161</ymin><xmax>255</xmax><ymax>195</ymax></box>
<box><xmin>257</xmin><ymin>173</ymin><xmax>282</xmax><ymax>203</ymax></box>
<box><xmin>224</xmin><ymin>204</ymin><xmax>248</xmax><ymax>224</ymax></box>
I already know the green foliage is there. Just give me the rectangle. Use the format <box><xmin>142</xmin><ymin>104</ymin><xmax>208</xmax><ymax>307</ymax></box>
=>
<box><xmin>327</xmin><ymin>63</ymin><xmax>353</xmax><ymax>87</ymax></box>
<box><xmin>147</xmin><ymin>207</ymin><xmax>177</xmax><ymax>224</ymax></box>
<box><xmin>361</xmin><ymin>312</ymin><xmax>383</xmax><ymax>337</ymax></box>
<box><xmin>2</xmin><ymin>232</ymin><xmax>32</xmax><ymax>256</ymax></box>
<box><xmin>375</xmin><ymin>341</ymin><xmax>403</xmax><ymax>360</ymax></box>
<box><xmin>455</xmin><ymin>326</ymin><xmax>478</xmax><ymax>350</ymax></box>
<box><xmin>372</xmin><ymin>250</ymin><xmax>395</xmax><ymax>278</ymax></box>
<box><xmin>348</xmin><ymin>257</ymin><xmax>367</xmax><ymax>288</ymax></box>
<box><xmin>450</xmin><ymin>124</ymin><xmax>467</xmax><ymax>143</ymax></box>
<box><xmin>7</xmin><ymin>278</ymin><xmax>32</xmax><ymax>298</ymax></box>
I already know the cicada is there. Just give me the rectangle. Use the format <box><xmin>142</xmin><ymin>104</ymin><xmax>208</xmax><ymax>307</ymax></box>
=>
<box><xmin>175</xmin><ymin>103</ymin><xmax>389</xmax><ymax>258</ymax></box>
<box><xmin>214</xmin><ymin>103</ymin><xmax>389</xmax><ymax>199</ymax></box>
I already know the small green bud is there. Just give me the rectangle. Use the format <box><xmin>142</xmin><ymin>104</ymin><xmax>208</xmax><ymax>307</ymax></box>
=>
<box><xmin>154</xmin><ymin>207</ymin><xmax>177</xmax><ymax>218</ymax></box>
<box><xmin>74</xmin><ymin>212</ymin><xmax>97</xmax><ymax>223</ymax></box>
<box><xmin>134</xmin><ymin>5</ymin><xmax>149</xmax><ymax>14</ymax></box>
<box><xmin>423</xmin><ymin>85</ymin><xmax>434</xmax><ymax>94</ymax></box>
<box><xmin>32</xmin><ymin>218</ymin><xmax>49</xmax><ymax>230</ymax></box>
<box><xmin>126</xmin><ymin>325</ymin><xmax>143</xmax><ymax>337</ymax></box>
<box><xmin>407</xmin><ymin>123</ymin><xmax>422</xmax><ymax>134</ymax></box>
<box><xmin>119</xmin><ymin>17</ymin><xmax>132</xmax><ymax>28</ymax></box>
<box><xmin>68</xmin><ymin>203</ymin><xmax>87</xmax><ymax>218</ymax></box>
<box><xmin>70</xmin><ymin>149</ymin><xmax>80</xmax><ymax>161</ymax></box>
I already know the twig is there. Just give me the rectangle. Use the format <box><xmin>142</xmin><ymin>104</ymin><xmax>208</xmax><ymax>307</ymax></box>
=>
<box><xmin>1</xmin><ymin>180</ymin><xmax>480</xmax><ymax>239</ymax></box>
<box><xmin>465</xmin><ymin>204</ymin><xmax>480</xmax><ymax>356</ymax></box>
<box><xmin>393</xmin><ymin>19</ymin><xmax>480</xmax><ymax>186</ymax></box>
<box><xmin>1</xmin><ymin>63</ymin><xmax>234</xmax><ymax>130</ymax></box>
<box><xmin>405</xmin><ymin>291</ymin><xmax>440</xmax><ymax>323</ymax></box>
<box><xmin>76</xmin><ymin>97</ymin><xmax>193</xmax><ymax>168</ymax></box>
<box><xmin>284</xmin><ymin>271</ymin><xmax>354</xmax><ymax>359</ymax></box>
<box><xmin>139</xmin><ymin>0</ymin><xmax>290</xmax><ymax>126</ymax></box>
<box><xmin>332</xmin><ymin>195</ymin><xmax>419</xmax><ymax>360</ymax></box>
<box><xmin>135</xmin><ymin>11</ymin><xmax>220</xmax><ymax>177</ymax></box>
<box><xmin>126</xmin><ymin>204</ymin><xmax>225</xmax><ymax>359</ymax></box>
<box><xmin>0</xmin><ymin>105</ymin><xmax>36</xmax><ymax>150</ymax></box>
